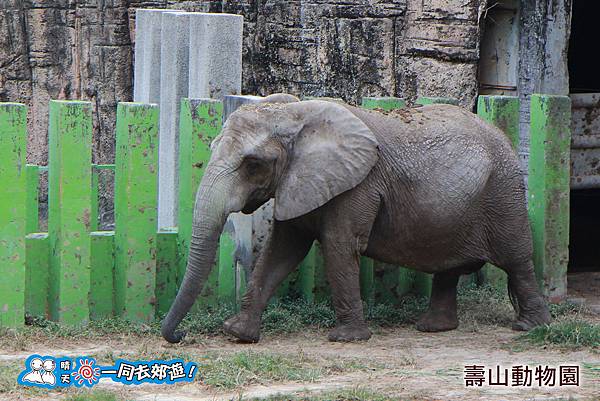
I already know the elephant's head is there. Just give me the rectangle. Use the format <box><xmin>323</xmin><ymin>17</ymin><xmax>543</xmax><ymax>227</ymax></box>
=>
<box><xmin>161</xmin><ymin>95</ymin><xmax>379</xmax><ymax>343</ymax></box>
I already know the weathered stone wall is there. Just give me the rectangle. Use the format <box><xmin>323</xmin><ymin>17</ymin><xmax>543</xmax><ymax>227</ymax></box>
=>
<box><xmin>1</xmin><ymin>0</ymin><xmax>487</xmax><ymax>166</ymax></box>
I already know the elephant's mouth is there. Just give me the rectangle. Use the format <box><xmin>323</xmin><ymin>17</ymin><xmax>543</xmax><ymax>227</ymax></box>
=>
<box><xmin>242</xmin><ymin>198</ymin><xmax>266</xmax><ymax>214</ymax></box>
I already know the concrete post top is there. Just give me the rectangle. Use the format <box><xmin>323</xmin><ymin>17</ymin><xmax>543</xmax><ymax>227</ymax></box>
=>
<box><xmin>135</xmin><ymin>9</ymin><xmax>183</xmax><ymax>15</ymax></box>
<box><xmin>224</xmin><ymin>95</ymin><xmax>263</xmax><ymax>101</ymax></box>
<box><xmin>187</xmin><ymin>12</ymin><xmax>243</xmax><ymax>20</ymax></box>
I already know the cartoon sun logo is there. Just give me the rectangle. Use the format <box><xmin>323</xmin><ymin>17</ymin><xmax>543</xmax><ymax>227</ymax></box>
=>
<box><xmin>72</xmin><ymin>358</ymin><xmax>101</xmax><ymax>386</ymax></box>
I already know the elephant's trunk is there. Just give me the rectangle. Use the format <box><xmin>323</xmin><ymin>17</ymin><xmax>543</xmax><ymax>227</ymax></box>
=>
<box><xmin>161</xmin><ymin>170</ymin><xmax>230</xmax><ymax>343</ymax></box>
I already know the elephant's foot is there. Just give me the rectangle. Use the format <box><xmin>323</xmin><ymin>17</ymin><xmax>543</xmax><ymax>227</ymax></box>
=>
<box><xmin>416</xmin><ymin>309</ymin><xmax>458</xmax><ymax>332</ymax></box>
<box><xmin>512</xmin><ymin>305</ymin><xmax>552</xmax><ymax>331</ymax></box>
<box><xmin>223</xmin><ymin>313</ymin><xmax>261</xmax><ymax>343</ymax></box>
<box><xmin>328</xmin><ymin>323</ymin><xmax>372</xmax><ymax>342</ymax></box>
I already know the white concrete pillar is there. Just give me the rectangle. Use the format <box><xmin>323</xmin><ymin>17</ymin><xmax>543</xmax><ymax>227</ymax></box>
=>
<box><xmin>134</xmin><ymin>10</ymin><xmax>244</xmax><ymax>229</ymax></box>
<box><xmin>158</xmin><ymin>11</ymin><xmax>191</xmax><ymax>229</ymax></box>
<box><xmin>133</xmin><ymin>9</ymin><xmax>182</xmax><ymax>103</ymax></box>
<box><xmin>188</xmin><ymin>13</ymin><xmax>244</xmax><ymax>99</ymax></box>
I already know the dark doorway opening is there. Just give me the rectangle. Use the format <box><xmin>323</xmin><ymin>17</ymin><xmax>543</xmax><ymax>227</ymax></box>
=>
<box><xmin>568</xmin><ymin>1</ymin><xmax>600</xmax><ymax>94</ymax></box>
<box><xmin>567</xmin><ymin>1</ymin><xmax>600</xmax><ymax>305</ymax></box>
<box><xmin>569</xmin><ymin>190</ymin><xmax>600</xmax><ymax>273</ymax></box>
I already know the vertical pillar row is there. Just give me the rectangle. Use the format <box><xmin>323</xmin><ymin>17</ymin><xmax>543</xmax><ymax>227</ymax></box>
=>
<box><xmin>48</xmin><ymin>100</ymin><xmax>93</xmax><ymax>324</ymax></box>
<box><xmin>0</xmin><ymin>103</ymin><xmax>27</xmax><ymax>327</ymax></box>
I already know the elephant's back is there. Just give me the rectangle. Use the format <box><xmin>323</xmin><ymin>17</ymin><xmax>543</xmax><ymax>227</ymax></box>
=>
<box><xmin>347</xmin><ymin>104</ymin><xmax>521</xmax><ymax>269</ymax></box>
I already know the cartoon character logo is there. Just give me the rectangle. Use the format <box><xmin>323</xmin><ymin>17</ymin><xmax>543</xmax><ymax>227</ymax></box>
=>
<box><xmin>18</xmin><ymin>356</ymin><xmax>57</xmax><ymax>387</ymax></box>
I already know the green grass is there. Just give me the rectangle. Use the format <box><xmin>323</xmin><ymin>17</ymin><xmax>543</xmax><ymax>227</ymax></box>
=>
<box><xmin>2</xmin><ymin>285</ymin><xmax>590</xmax><ymax>347</ymax></box>
<box><xmin>197</xmin><ymin>350</ymin><xmax>370</xmax><ymax>389</ymax></box>
<box><xmin>249</xmin><ymin>386</ymin><xmax>395</xmax><ymax>401</ymax></box>
<box><xmin>519</xmin><ymin>317</ymin><xmax>600</xmax><ymax>348</ymax></box>
<box><xmin>65</xmin><ymin>390</ymin><xmax>122</xmax><ymax>401</ymax></box>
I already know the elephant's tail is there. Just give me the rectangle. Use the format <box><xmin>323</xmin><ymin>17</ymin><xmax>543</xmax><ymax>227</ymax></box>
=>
<box><xmin>507</xmin><ymin>276</ymin><xmax>520</xmax><ymax>316</ymax></box>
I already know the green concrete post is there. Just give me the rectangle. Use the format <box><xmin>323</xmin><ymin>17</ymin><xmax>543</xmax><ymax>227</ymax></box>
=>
<box><xmin>528</xmin><ymin>94</ymin><xmax>571</xmax><ymax>303</ymax></box>
<box><xmin>0</xmin><ymin>103</ymin><xmax>27</xmax><ymax>327</ymax></box>
<box><xmin>26</xmin><ymin>164</ymin><xmax>40</xmax><ymax>234</ymax></box>
<box><xmin>25</xmin><ymin>233</ymin><xmax>49</xmax><ymax>319</ymax></box>
<box><xmin>477</xmin><ymin>95</ymin><xmax>520</xmax><ymax>290</ymax></box>
<box><xmin>48</xmin><ymin>100</ymin><xmax>93</xmax><ymax>325</ymax></box>
<box><xmin>91</xmin><ymin>166</ymin><xmax>100</xmax><ymax>232</ymax></box>
<box><xmin>416</xmin><ymin>97</ymin><xmax>459</xmax><ymax>106</ymax></box>
<box><xmin>361</xmin><ymin>97</ymin><xmax>407</xmax><ymax>111</ymax></box>
<box><xmin>178</xmin><ymin>98</ymin><xmax>222</xmax><ymax>306</ymax></box>
<box><xmin>477</xmin><ymin>95</ymin><xmax>520</xmax><ymax>150</ymax></box>
<box><xmin>218</xmin><ymin>229</ymin><xmax>236</xmax><ymax>304</ymax></box>
<box><xmin>156</xmin><ymin>229</ymin><xmax>179</xmax><ymax>316</ymax></box>
<box><xmin>90</xmin><ymin>231</ymin><xmax>115</xmax><ymax>320</ymax></box>
<box><xmin>114</xmin><ymin>103</ymin><xmax>159</xmax><ymax>322</ymax></box>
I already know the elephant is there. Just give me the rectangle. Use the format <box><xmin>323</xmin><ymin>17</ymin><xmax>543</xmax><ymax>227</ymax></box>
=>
<box><xmin>161</xmin><ymin>94</ymin><xmax>552</xmax><ymax>344</ymax></box>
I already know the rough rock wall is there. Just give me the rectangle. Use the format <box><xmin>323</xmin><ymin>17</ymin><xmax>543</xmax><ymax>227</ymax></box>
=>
<box><xmin>0</xmin><ymin>0</ymin><xmax>486</xmax><ymax>166</ymax></box>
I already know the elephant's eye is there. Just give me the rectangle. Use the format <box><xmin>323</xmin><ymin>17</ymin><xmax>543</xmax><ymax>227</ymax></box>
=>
<box><xmin>244</xmin><ymin>157</ymin><xmax>267</xmax><ymax>176</ymax></box>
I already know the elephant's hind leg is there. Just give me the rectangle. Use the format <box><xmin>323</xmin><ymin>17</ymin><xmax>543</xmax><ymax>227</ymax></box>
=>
<box><xmin>222</xmin><ymin>220</ymin><xmax>314</xmax><ymax>342</ymax></box>
<box><xmin>416</xmin><ymin>270</ymin><xmax>461</xmax><ymax>332</ymax></box>
<box><xmin>499</xmin><ymin>260</ymin><xmax>552</xmax><ymax>331</ymax></box>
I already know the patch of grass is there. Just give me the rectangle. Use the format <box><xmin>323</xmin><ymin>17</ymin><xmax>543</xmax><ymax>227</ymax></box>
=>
<box><xmin>0</xmin><ymin>361</ymin><xmax>54</xmax><ymax>398</ymax></box>
<box><xmin>549</xmin><ymin>300</ymin><xmax>586</xmax><ymax>318</ymax></box>
<box><xmin>64</xmin><ymin>390</ymin><xmax>122</xmax><ymax>401</ymax></box>
<box><xmin>4</xmin><ymin>285</ymin><xmax>586</xmax><ymax>346</ymax></box>
<box><xmin>248</xmin><ymin>386</ymin><xmax>395</xmax><ymax>401</ymax></box>
<box><xmin>519</xmin><ymin>317</ymin><xmax>600</xmax><ymax>348</ymax></box>
<box><xmin>199</xmin><ymin>350</ymin><xmax>330</xmax><ymax>389</ymax></box>
<box><xmin>456</xmin><ymin>283</ymin><xmax>514</xmax><ymax>330</ymax></box>
<box><xmin>365</xmin><ymin>295</ymin><xmax>427</xmax><ymax>326</ymax></box>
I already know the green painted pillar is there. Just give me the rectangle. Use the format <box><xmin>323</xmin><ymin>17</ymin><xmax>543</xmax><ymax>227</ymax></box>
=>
<box><xmin>311</xmin><ymin>242</ymin><xmax>330</xmax><ymax>303</ymax></box>
<box><xmin>91</xmin><ymin>166</ymin><xmax>100</xmax><ymax>232</ymax></box>
<box><xmin>528</xmin><ymin>94</ymin><xmax>571</xmax><ymax>303</ymax></box>
<box><xmin>48</xmin><ymin>101</ymin><xmax>93</xmax><ymax>325</ymax></box>
<box><xmin>361</xmin><ymin>97</ymin><xmax>406</xmax><ymax>111</ymax></box>
<box><xmin>25</xmin><ymin>233</ymin><xmax>49</xmax><ymax>319</ymax></box>
<box><xmin>177</xmin><ymin>98</ymin><xmax>222</xmax><ymax>306</ymax></box>
<box><xmin>156</xmin><ymin>229</ymin><xmax>179</xmax><ymax>316</ymax></box>
<box><xmin>477</xmin><ymin>95</ymin><xmax>520</xmax><ymax>150</ymax></box>
<box><xmin>0</xmin><ymin>103</ymin><xmax>27</xmax><ymax>327</ymax></box>
<box><xmin>218</xmin><ymin>228</ymin><xmax>236</xmax><ymax>304</ymax></box>
<box><xmin>477</xmin><ymin>95</ymin><xmax>520</xmax><ymax>290</ymax></box>
<box><xmin>416</xmin><ymin>97</ymin><xmax>459</xmax><ymax>106</ymax></box>
<box><xmin>114</xmin><ymin>103</ymin><xmax>159</xmax><ymax>322</ymax></box>
<box><xmin>26</xmin><ymin>164</ymin><xmax>40</xmax><ymax>234</ymax></box>
<box><xmin>90</xmin><ymin>231</ymin><xmax>115</xmax><ymax>320</ymax></box>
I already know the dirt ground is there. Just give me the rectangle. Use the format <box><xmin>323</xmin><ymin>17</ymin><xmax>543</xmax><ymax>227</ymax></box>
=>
<box><xmin>2</xmin><ymin>320</ymin><xmax>599</xmax><ymax>401</ymax></box>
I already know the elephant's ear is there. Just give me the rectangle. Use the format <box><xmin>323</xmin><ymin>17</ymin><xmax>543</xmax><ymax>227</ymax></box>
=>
<box><xmin>274</xmin><ymin>100</ymin><xmax>379</xmax><ymax>221</ymax></box>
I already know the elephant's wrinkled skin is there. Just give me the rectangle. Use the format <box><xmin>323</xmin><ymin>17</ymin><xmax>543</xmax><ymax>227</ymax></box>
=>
<box><xmin>161</xmin><ymin>96</ymin><xmax>552</xmax><ymax>344</ymax></box>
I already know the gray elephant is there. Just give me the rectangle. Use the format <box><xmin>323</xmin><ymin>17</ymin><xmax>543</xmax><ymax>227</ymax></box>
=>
<box><xmin>161</xmin><ymin>95</ymin><xmax>552</xmax><ymax>343</ymax></box>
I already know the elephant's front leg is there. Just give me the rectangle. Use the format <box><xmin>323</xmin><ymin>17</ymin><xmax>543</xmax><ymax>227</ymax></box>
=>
<box><xmin>322</xmin><ymin>240</ymin><xmax>372</xmax><ymax>342</ymax></box>
<box><xmin>223</xmin><ymin>220</ymin><xmax>314</xmax><ymax>342</ymax></box>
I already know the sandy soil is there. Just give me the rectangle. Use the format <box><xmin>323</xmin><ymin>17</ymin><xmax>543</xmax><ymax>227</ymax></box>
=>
<box><xmin>3</xmin><ymin>322</ymin><xmax>599</xmax><ymax>401</ymax></box>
